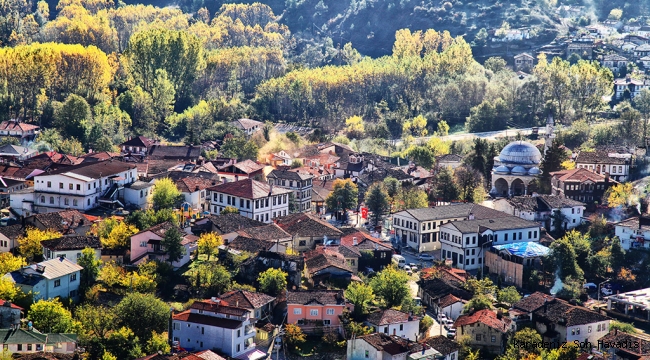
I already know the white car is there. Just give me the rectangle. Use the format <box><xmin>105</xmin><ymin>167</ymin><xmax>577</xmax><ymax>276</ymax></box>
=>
<box><xmin>444</xmin><ymin>319</ymin><xmax>454</xmax><ymax>329</ymax></box>
<box><xmin>601</xmin><ymin>288</ymin><xmax>613</xmax><ymax>296</ymax></box>
<box><xmin>408</xmin><ymin>263</ymin><xmax>419</xmax><ymax>272</ymax></box>
<box><xmin>446</xmin><ymin>327</ymin><xmax>456</xmax><ymax>339</ymax></box>
<box><xmin>438</xmin><ymin>314</ymin><xmax>447</xmax><ymax>322</ymax></box>
<box><xmin>418</xmin><ymin>253</ymin><xmax>434</xmax><ymax>261</ymax></box>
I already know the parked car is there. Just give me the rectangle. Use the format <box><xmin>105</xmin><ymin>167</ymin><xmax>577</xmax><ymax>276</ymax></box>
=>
<box><xmin>403</xmin><ymin>265</ymin><xmax>411</xmax><ymax>272</ymax></box>
<box><xmin>418</xmin><ymin>253</ymin><xmax>434</xmax><ymax>261</ymax></box>
<box><xmin>444</xmin><ymin>319</ymin><xmax>454</xmax><ymax>330</ymax></box>
<box><xmin>601</xmin><ymin>288</ymin><xmax>613</xmax><ymax>296</ymax></box>
<box><xmin>437</xmin><ymin>313</ymin><xmax>447</xmax><ymax>322</ymax></box>
<box><xmin>583</xmin><ymin>283</ymin><xmax>597</xmax><ymax>291</ymax></box>
<box><xmin>409</xmin><ymin>263</ymin><xmax>419</xmax><ymax>272</ymax></box>
<box><xmin>446</xmin><ymin>327</ymin><xmax>456</xmax><ymax>339</ymax></box>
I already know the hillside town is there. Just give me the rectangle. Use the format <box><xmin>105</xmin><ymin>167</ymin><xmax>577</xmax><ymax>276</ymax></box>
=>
<box><xmin>0</xmin><ymin>110</ymin><xmax>647</xmax><ymax>360</ymax></box>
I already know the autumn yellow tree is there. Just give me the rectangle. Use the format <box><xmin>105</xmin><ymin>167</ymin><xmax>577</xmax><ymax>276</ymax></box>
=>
<box><xmin>99</xmin><ymin>261</ymin><xmax>127</xmax><ymax>288</ymax></box>
<box><xmin>93</xmin><ymin>218</ymin><xmax>139</xmax><ymax>249</ymax></box>
<box><xmin>17</xmin><ymin>228</ymin><xmax>62</xmax><ymax>261</ymax></box>
<box><xmin>345</xmin><ymin>116</ymin><xmax>365</xmax><ymax>138</ymax></box>
<box><xmin>605</xmin><ymin>183</ymin><xmax>639</xmax><ymax>209</ymax></box>
<box><xmin>0</xmin><ymin>253</ymin><xmax>27</xmax><ymax>274</ymax></box>
<box><xmin>197</xmin><ymin>233</ymin><xmax>222</xmax><ymax>260</ymax></box>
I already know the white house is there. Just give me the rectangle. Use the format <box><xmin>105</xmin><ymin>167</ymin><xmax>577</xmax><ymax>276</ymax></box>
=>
<box><xmin>534</xmin><ymin>298</ymin><xmax>611</xmax><ymax>345</ymax></box>
<box><xmin>365</xmin><ymin>309</ymin><xmax>420</xmax><ymax>341</ymax></box>
<box><xmin>41</xmin><ymin>236</ymin><xmax>102</xmax><ymax>263</ymax></box>
<box><xmin>346</xmin><ymin>333</ymin><xmax>415</xmax><ymax>360</ymax></box>
<box><xmin>614</xmin><ymin>216</ymin><xmax>650</xmax><ymax>250</ymax></box>
<box><xmin>0</xmin><ymin>329</ymin><xmax>77</xmax><ymax>354</ymax></box>
<box><xmin>493</xmin><ymin>195</ymin><xmax>585</xmax><ymax>232</ymax></box>
<box><xmin>392</xmin><ymin>203</ymin><xmax>511</xmax><ymax>253</ymax></box>
<box><xmin>440</xmin><ymin>216</ymin><xmax>541</xmax><ymax>271</ymax></box>
<box><xmin>172</xmin><ymin>176</ymin><xmax>219</xmax><ymax>213</ymax></box>
<box><xmin>12</xmin><ymin>161</ymin><xmax>138</xmax><ymax>215</ymax></box>
<box><xmin>574</xmin><ymin>148</ymin><xmax>632</xmax><ymax>182</ymax></box>
<box><xmin>435</xmin><ymin>294</ymin><xmax>465</xmax><ymax>321</ymax></box>
<box><xmin>123</xmin><ymin>181</ymin><xmax>153</xmax><ymax>209</ymax></box>
<box><xmin>129</xmin><ymin>222</ymin><xmax>198</xmax><ymax>268</ymax></box>
<box><xmin>207</xmin><ymin>179</ymin><xmax>292</xmax><ymax>223</ymax></box>
<box><xmin>267</xmin><ymin>169</ymin><xmax>314</xmax><ymax>213</ymax></box>
<box><xmin>424</xmin><ymin>336</ymin><xmax>461</xmax><ymax>360</ymax></box>
<box><xmin>171</xmin><ymin>298</ymin><xmax>257</xmax><ymax>357</ymax></box>
<box><xmin>231</xmin><ymin>118</ymin><xmax>263</xmax><ymax>136</ymax></box>
<box><xmin>5</xmin><ymin>257</ymin><xmax>82</xmax><ymax>301</ymax></box>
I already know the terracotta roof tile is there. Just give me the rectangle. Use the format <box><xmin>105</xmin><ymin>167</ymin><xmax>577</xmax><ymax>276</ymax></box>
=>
<box><xmin>512</xmin><ymin>291</ymin><xmax>554</xmax><ymax>313</ymax></box>
<box><xmin>287</xmin><ymin>290</ymin><xmax>345</xmax><ymax>305</ymax></box>
<box><xmin>438</xmin><ymin>294</ymin><xmax>463</xmax><ymax>308</ymax></box>
<box><xmin>274</xmin><ymin>213</ymin><xmax>342</xmax><ymax>237</ymax></box>
<box><xmin>424</xmin><ymin>336</ymin><xmax>461</xmax><ymax>356</ymax></box>
<box><xmin>172</xmin><ymin>310</ymin><xmax>242</xmax><ymax>329</ymax></box>
<box><xmin>208</xmin><ymin>179</ymin><xmax>291</xmax><ymax>199</ymax></box>
<box><xmin>219</xmin><ymin>290</ymin><xmax>275</xmax><ymax>310</ymax></box>
<box><xmin>0</xmin><ymin>120</ymin><xmax>38</xmax><ymax>132</ymax></box>
<box><xmin>454</xmin><ymin>309</ymin><xmax>511</xmax><ymax>332</ymax></box>
<box><xmin>550</xmin><ymin>168</ymin><xmax>617</xmax><ymax>183</ymax></box>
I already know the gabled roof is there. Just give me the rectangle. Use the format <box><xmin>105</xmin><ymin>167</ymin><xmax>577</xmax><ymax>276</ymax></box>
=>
<box><xmin>208</xmin><ymin>179</ymin><xmax>291</xmax><ymax>199</ymax></box>
<box><xmin>340</xmin><ymin>229</ymin><xmax>392</xmax><ymax>251</ymax></box>
<box><xmin>305</xmin><ymin>251</ymin><xmax>353</xmax><ymax>274</ymax></box>
<box><xmin>0</xmin><ymin>329</ymin><xmax>47</xmax><ymax>344</ymax></box>
<box><xmin>438</xmin><ymin>293</ymin><xmax>463</xmax><ymax>308</ymax></box>
<box><xmin>550</xmin><ymin>168</ymin><xmax>617</xmax><ymax>183</ymax></box>
<box><xmin>355</xmin><ymin>333</ymin><xmax>417</xmax><ymax>355</ymax></box>
<box><xmin>9</xmin><ymin>257</ymin><xmax>83</xmax><ymax>283</ymax></box>
<box><xmin>598</xmin><ymin>330</ymin><xmax>650</xmax><ymax>356</ymax></box>
<box><xmin>172</xmin><ymin>310</ymin><xmax>242</xmax><ymax>329</ymax></box>
<box><xmin>603</xmin><ymin>54</ymin><xmax>628</xmax><ymax>61</ymax></box>
<box><xmin>576</xmin><ymin>150</ymin><xmax>628</xmax><ymax>165</ymax></box>
<box><xmin>219</xmin><ymin>290</ymin><xmax>275</xmax><ymax>310</ymax></box>
<box><xmin>121</xmin><ymin>136</ymin><xmax>157</xmax><ymax>148</ymax></box>
<box><xmin>512</xmin><ymin>291</ymin><xmax>555</xmax><ymax>313</ymax></box>
<box><xmin>0</xmin><ymin>299</ymin><xmax>22</xmax><ymax>310</ymax></box>
<box><xmin>174</xmin><ymin>177</ymin><xmax>219</xmax><ymax>193</ymax></box>
<box><xmin>502</xmin><ymin>195</ymin><xmax>585</xmax><ymax>212</ymax></box>
<box><xmin>418</xmin><ymin>278</ymin><xmax>472</xmax><ymax>302</ymax></box>
<box><xmin>29</xmin><ymin>209</ymin><xmax>89</xmax><ymax>233</ymax></box>
<box><xmin>228</xmin><ymin>236</ymin><xmax>275</xmax><ymax>252</ymax></box>
<box><xmin>230</xmin><ymin>159</ymin><xmax>265</xmax><ymax>174</ymax></box>
<box><xmin>396</xmin><ymin>203</ymin><xmax>509</xmax><ymax>222</ymax></box>
<box><xmin>148</xmin><ymin>145</ymin><xmax>201</xmax><ymax>159</ymax></box>
<box><xmin>236</xmin><ymin>223</ymin><xmax>292</xmax><ymax>241</ymax></box>
<box><xmin>367</xmin><ymin>309</ymin><xmax>414</xmax><ymax>326</ymax></box>
<box><xmin>135</xmin><ymin>221</ymin><xmax>178</xmax><ymax>238</ymax></box>
<box><xmin>533</xmin><ymin>298</ymin><xmax>610</xmax><ymax>326</ymax></box>
<box><xmin>444</xmin><ymin>215</ymin><xmax>539</xmax><ymax>234</ymax></box>
<box><xmin>41</xmin><ymin>236</ymin><xmax>101</xmax><ymax>251</ymax></box>
<box><xmin>0</xmin><ymin>120</ymin><xmax>38</xmax><ymax>132</ymax></box>
<box><xmin>43</xmin><ymin>160</ymin><xmax>137</xmax><ymax>179</ymax></box>
<box><xmin>275</xmin><ymin>213</ymin><xmax>342</xmax><ymax>237</ymax></box>
<box><xmin>424</xmin><ymin>336</ymin><xmax>461</xmax><ymax>356</ymax></box>
<box><xmin>454</xmin><ymin>309</ymin><xmax>511</xmax><ymax>332</ymax></box>
<box><xmin>514</xmin><ymin>52</ymin><xmax>534</xmax><ymax>59</ymax></box>
<box><xmin>195</xmin><ymin>214</ymin><xmax>265</xmax><ymax>235</ymax></box>
<box><xmin>267</xmin><ymin>169</ymin><xmax>314</xmax><ymax>181</ymax></box>
<box><xmin>231</xmin><ymin>118</ymin><xmax>263</xmax><ymax>130</ymax></box>
<box><xmin>0</xmin><ymin>224</ymin><xmax>25</xmax><ymax>240</ymax></box>
<box><xmin>287</xmin><ymin>290</ymin><xmax>345</xmax><ymax>306</ymax></box>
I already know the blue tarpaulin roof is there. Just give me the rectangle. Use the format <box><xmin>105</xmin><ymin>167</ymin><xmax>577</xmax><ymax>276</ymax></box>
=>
<box><xmin>492</xmin><ymin>242</ymin><xmax>550</xmax><ymax>257</ymax></box>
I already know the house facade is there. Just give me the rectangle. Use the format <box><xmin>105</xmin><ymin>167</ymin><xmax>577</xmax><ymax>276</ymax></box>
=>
<box><xmin>614</xmin><ymin>216</ymin><xmax>650</xmax><ymax>251</ymax></box>
<box><xmin>514</xmin><ymin>53</ymin><xmax>534</xmax><ymax>72</ymax></box>
<box><xmin>493</xmin><ymin>195</ymin><xmax>585</xmax><ymax>232</ymax></box>
<box><xmin>440</xmin><ymin>216</ymin><xmax>541</xmax><ymax>271</ymax></box>
<box><xmin>267</xmin><ymin>169</ymin><xmax>314</xmax><ymax>213</ymax></box>
<box><xmin>365</xmin><ymin>309</ymin><xmax>420</xmax><ymax>341</ymax></box>
<box><xmin>550</xmin><ymin>168</ymin><xmax>616</xmax><ymax>204</ymax></box>
<box><xmin>6</xmin><ymin>257</ymin><xmax>82</xmax><ymax>301</ymax></box>
<box><xmin>455</xmin><ymin>310</ymin><xmax>513</xmax><ymax>354</ymax></box>
<box><xmin>287</xmin><ymin>290</ymin><xmax>349</xmax><ymax>333</ymax></box>
<box><xmin>533</xmin><ymin>298</ymin><xmax>611</xmax><ymax>346</ymax></box>
<box><xmin>392</xmin><ymin>203</ymin><xmax>511</xmax><ymax>253</ymax></box>
<box><xmin>129</xmin><ymin>222</ymin><xmax>198</xmax><ymax>268</ymax></box>
<box><xmin>207</xmin><ymin>179</ymin><xmax>292</xmax><ymax>223</ymax></box>
<box><xmin>275</xmin><ymin>212</ymin><xmax>343</xmax><ymax>253</ymax></box>
<box><xmin>171</xmin><ymin>298</ymin><xmax>257</xmax><ymax>357</ymax></box>
<box><xmin>575</xmin><ymin>148</ymin><xmax>632</xmax><ymax>182</ymax></box>
<box><xmin>41</xmin><ymin>236</ymin><xmax>102</xmax><ymax>263</ymax></box>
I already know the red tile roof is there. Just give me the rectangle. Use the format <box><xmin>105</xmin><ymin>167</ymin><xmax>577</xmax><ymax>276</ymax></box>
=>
<box><xmin>454</xmin><ymin>309</ymin><xmax>511</xmax><ymax>333</ymax></box>
<box><xmin>172</xmin><ymin>310</ymin><xmax>243</xmax><ymax>329</ymax></box>
<box><xmin>274</xmin><ymin>213</ymin><xmax>342</xmax><ymax>237</ymax></box>
<box><xmin>208</xmin><ymin>179</ymin><xmax>291</xmax><ymax>199</ymax></box>
<box><xmin>550</xmin><ymin>168</ymin><xmax>617</xmax><ymax>183</ymax></box>
<box><xmin>175</xmin><ymin>177</ymin><xmax>220</xmax><ymax>193</ymax></box>
<box><xmin>438</xmin><ymin>294</ymin><xmax>463</xmax><ymax>308</ymax></box>
<box><xmin>219</xmin><ymin>290</ymin><xmax>275</xmax><ymax>310</ymax></box>
<box><xmin>0</xmin><ymin>120</ymin><xmax>38</xmax><ymax>132</ymax></box>
<box><xmin>232</xmin><ymin>160</ymin><xmax>264</xmax><ymax>174</ymax></box>
<box><xmin>0</xmin><ymin>299</ymin><xmax>23</xmax><ymax>310</ymax></box>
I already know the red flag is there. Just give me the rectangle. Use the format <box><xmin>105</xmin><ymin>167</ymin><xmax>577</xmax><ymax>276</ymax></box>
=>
<box><xmin>361</xmin><ymin>207</ymin><xmax>368</xmax><ymax>219</ymax></box>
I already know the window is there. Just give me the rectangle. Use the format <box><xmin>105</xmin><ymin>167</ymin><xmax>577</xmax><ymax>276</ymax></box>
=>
<box><xmin>491</xmin><ymin>336</ymin><xmax>496</xmax><ymax>343</ymax></box>
<box><xmin>240</xmin><ymin>199</ymin><xmax>244</xmax><ymax>208</ymax></box>
<box><xmin>47</xmin><ymin>181</ymin><xmax>51</xmax><ymax>188</ymax></box>
<box><xmin>310</xmin><ymin>309</ymin><xmax>318</xmax><ymax>316</ymax></box>
<box><xmin>69</xmin><ymin>184</ymin><xmax>73</xmax><ymax>190</ymax></box>
<box><xmin>17</xmin><ymin>345</ymin><xmax>21</xmax><ymax>351</ymax></box>
<box><xmin>237</xmin><ymin>344</ymin><xmax>241</xmax><ymax>353</ymax></box>
<box><xmin>504</xmin><ymin>233</ymin><xmax>508</xmax><ymax>241</ymax></box>
<box><xmin>73</xmin><ymin>199</ymin><xmax>78</xmax><ymax>206</ymax></box>
<box><xmin>299</xmin><ymin>240</ymin><xmax>306</xmax><ymax>246</ymax></box>
<box><xmin>588</xmin><ymin>325</ymin><xmax>592</xmax><ymax>333</ymax></box>
<box><xmin>40</xmin><ymin>196</ymin><xmax>45</xmax><ymax>203</ymax></box>
<box><xmin>237</xmin><ymin>330</ymin><xmax>241</xmax><ymax>337</ymax></box>
<box><xmin>399</xmin><ymin>324</ymin><xmax>403</xmax><ymax>331</ymax></box>
<box><xmin>323</xmin><ymin>319</ymin><xmax>331</xmax><ymax>325</ymax></box>
<box><xmin>54</xmin><ymin>279</ymin><xmax>61</xmax><ymax>287</ymax></box>
<box><xmin>70</xmin><ymin>273</ymin><xmax>77</xmax><ymax>281</ymax></box>
<box><xmin>293</xmin><ymin>308</ymin><xmax>302</xmax><ymax>315</ymax></box>
<box><xmin>64</xmin><ymin>198</ymin><xmax>69</xmax><ymax>205</ymax></box>
<box><xmin>49</xmin><ymin>197</ymin><xmax>54</xmax><ymax>204</ymax></box>
<box><xmin>365</xmin><ymin>350</ymin><xmax>369</xmax><ymax>358</ymax></box>
<box><xmin>476</xmin><ymin>334</ymin><xmax>481</xmax><ymax>341</ymax></box>
<box><xmin>597</xmin><ymin>324</ymin><xmax>601</xmax><ymax>331</ymax></box>
<box><xmin>326</xmin><ymin>308</ymin><xmax>335</xmax><ymax>315</ymax></box>
<box><xmin>76</xmin><ymin>184</ymin><xmax>80</xmax><ymax>190</ymax></box>
<box><xmin>70</xmin><ymin>290</ymin><xmax>77</xmax><ymax>298</ymax></box>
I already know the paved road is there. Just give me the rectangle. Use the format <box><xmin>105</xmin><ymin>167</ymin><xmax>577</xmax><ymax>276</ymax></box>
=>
<box><xmin>393</xmin><ymin>127</ymin><xmax>546</xmax><ymax>146</ymax></box>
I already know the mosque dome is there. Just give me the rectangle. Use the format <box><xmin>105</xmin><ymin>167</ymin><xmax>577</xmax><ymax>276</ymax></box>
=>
<box><xmin>498</xmin><ymin>141</ymin><xmax>542</xmax><ymax>165</ymax></box>
<box><xmin>528</xmin><ymin>167</ymin><xmax>542</xmax><ymax>175</ymax></box>
<box><xmin>511</xmin><ymin>166</ymin><xmax>528</xmax><ymax>175</ymax></box>
<box><xmin>494</xmin><ymin>165</ymin><xmax>510</xmax><ymax>174</ymax></box>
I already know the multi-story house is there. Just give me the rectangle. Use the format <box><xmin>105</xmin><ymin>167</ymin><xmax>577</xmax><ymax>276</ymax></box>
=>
<box><xmin>173</xmin><ymin>176</ymin><xmax>218</xmax><ymax>213</ymax></box>
<box><xmin>493</xmin><ymin>195</ymin><xmax>585</xmax><ymax>232</ymax></box>
<box><xmin>614</xmin><ymin>216</ymin><xmax>650</xmax><ymax>250</ymax></box>
<box><xmin>171</xmin><ymin>298</ymin><xmax>257</xmax><ymax>357</ymax></box>
<box><xmin>275</xmin><ymin>212</ymin><xmax>342</xmax><ymax>252</ymax></box>
<box><xmin>514</xmin><ymin>53</ymin><xmax>534</xmax><ymax>72</ymax></box>
<box><xmin>455</xmin><ymin>310</ymin><xmax>513</xmax><ymax>355</ymax></box>
<box><xmin>392</xmin><ymin>203</ymin><xmax>511</xmax><ymax>253</ymax></box>
<box><xmin>533</xmin><ymin>298</ymin><xmax>611</xmax><ymax>346</ymax></box>
<box><xmin>346</xmin><ymin>333</ymin><xmax>419</xmax><ymax>360</ymax></box>
<box><xmin>614</xmin><ymin>76</ymin><xmax>650</xmax><ymax>100</ymax></box>
<box><xmin>11</xmin><ymin>161</ymin><xmax>137</xmax><ymax>215</ymax></box>
<box><xmin>6</xmin><ymin>257</ymin><xmax>82</xmax><ymax>301</ymax></box>
<box><xmin>217</xmin><ymin>160</ymin><xmax>264</xmax><ymax>182</ymax></box>
<box><xmin>230</xmin><ymin>118</ymin><xmax>263</xmax><ymax>136</ymax></box>
<box><xmin>267</xmin><ymin>169</ymin><xmax>314</xmax><ymax>213</ymax></box>
<box><xmin>365</xmin><ymin>309</ymin><xmax>420</xmax><ymax>341</ymax></box>
<box><xmin>207</xmin><ymin>179</ymin><xmax>292</xmax><ymax>223</ymax></box>
<box><xmin>485</xmin><ymin>242</ymin><xmax>550</xmax><ymax>288</ymax></box>
<box><xmin>218</xmin><ymin>290</ymin><xmax>275</xmax><ymax>322</ymax></box>
<box><xmin>601</xmin><ymin>54</ymin><xmax>629</xmax><ymax>74</ymax></box>
<box><xmin>287</xmin><ymin>290</ymin><xmax>349</xmax><ymax>333</ymax></box>
<box><xmin>575</xmin><ymin>147</ymin><xmax>632</xmax><ymax>182</ymax></box>
<box><xmin>120</xmin><ymin>136</ymin><xmax>158</xmax><ymax>154</ymax></box>
<box><xmin>550</xmin><ymin>168</ymin><xmax>617</xmax><ymax>204</ymax></box>
<box><xmin>0</xmin><ymin>225</ymin><xmax>24</xmax><ymax>253</ymax></box>
<box><xmin>0</xmin><ymin>120</ymin><xmax>39</xmax><ymax>142</ymax></box>
<box><xmin>130</xmin><ymin>222</ymin><xmax>198</xmax><ymax>268</ymax></box>
<box><xmin>439</xmin><ymin>216</ymin><xmax>541</xmax><ymax>271</ymax></box>
<box><xmin>41</xmin><ymin>236</ymin><xmax>102</xmax><ymax>263</ymax></box>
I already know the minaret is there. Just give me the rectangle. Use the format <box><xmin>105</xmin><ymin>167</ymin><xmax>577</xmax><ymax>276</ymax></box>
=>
<box><xmin>543</xmin><ymin>113</ymin><xmax>555</xmax><ymax>155</ymax></box>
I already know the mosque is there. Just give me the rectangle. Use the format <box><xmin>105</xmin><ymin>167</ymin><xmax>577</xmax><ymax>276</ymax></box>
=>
<box><xmin>489</xmin><ymin>141</ymin><xmax>542</xmax><ymax>197</ymax></box>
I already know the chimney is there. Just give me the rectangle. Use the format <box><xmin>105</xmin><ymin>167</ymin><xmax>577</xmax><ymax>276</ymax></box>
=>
<box><xmin>468</xmin><ymin>213</ymin><xmax>475</xmax><ymax>220</ymax></box>
<box><xmin>353</xmin><ymin>237</ymin><xmax>358</xmax><ymax>246</ymax></box>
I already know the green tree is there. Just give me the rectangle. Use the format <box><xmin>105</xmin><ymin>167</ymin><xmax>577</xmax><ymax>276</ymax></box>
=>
<box><xmin>548</xmin><ymin>237</ymin><xmax>583</xmax><ymax>281</ymax></box>
<box><xmin>344</xmin><ymin>282</ymin><xmax>374</xmax><ymax>316</ymax></box>
<box><xmin>454</xmin><ymin>166</ymin><xmax>483</xmax><ymax>201</ymax></box>
<box><xmin>151</xmin><ymin>69</ymin><xmax>176</xmax><ymax>128</ymax></box>
<box><xmin>75</xmin><ymin>304</ymin><xmax>116</xmax><ymax>343</ymax></box>
<box><xmin>161</xmin><ymin>227</ymin><xmax>185</xmax><ymax>264</ymax></box>
<box><xmin>152</xmin><ymin>178</ymin><xmax>182</xmax><ymax>210</ymax></box>
<box><xmin>105</xmin><ymin>326</ymin><xmax>143</xmax><ymax>360</ymax></box>
<box><xmin>126</xmin><ymin>28</ymin><xmax>206</xmax><ymax>104</ymax></box>
<box><xmin>145</xmin><ymin>331</ymin><xmax>171</xmax><ymax>354</ymax></box>
<box><xmin>54</xmin><ymin>94</ymin><xmax>90</xmax><ymax>143</ymax></box>
<box><xmin>257</xmin><ymin>268</ymin><xmax>288</xmax><ymax>296</ymax></box>
<box><xmin>29</xmin><ymin>298</ymin><xmax>79</xmax><ymax>333</ymax></box>
<box><xmin>484</xmin><ymin>57</ymin><xmax>507</xmax><ymax>73</ymax></box>
<box><xmin>497</xmin><ymin>286</ymin><xmax>522</xmax><ymax>305</ymax></box>
<box><xmin>419</xmin><ymin>315</ymin><xmax>434</xmax><ymax>333</ymax></box>
<box><xmin>406</xmin><ymin>146</ymin><xmax>435</xmax><ymax>169</ymax></box>
<box><xmin>197</xmin><ymin>232</ymin><xmax>222</xmax><ymax>259</ymax></box>
<box><xmin>185</xmin><ymin>262</ymin><xmax>232</xmax><ymax>296</ymax></box>
<box><xmin>114</xmin><ymin>293</ymin><xmax>170</xmax><ymax>343</ymax></box>
<box><xmin>503</xmin><ymin>327</ymin><xmax>543</xmax><ymax>359</ymax></box>
<box><xmin>36</xmin><ymin>128</ymin><xmax>63</xmax><ymax>151</ymax></box>
<box><xmin>397</xmin><ymin>187</ymin><xmax>428</xmax><ymax>210</ymax></box>
<box><xmin>464</xmin><ymin>294</ymin><xmax>493</xmax><ymax>312</ymax></box>
<box><xmin>370</xmin><ymin>266</ymin><xmax>410</xmax><ymax>308</ymax></box>
<box><xmin>402</xmin><ymin>115</ymin><xmax>428</xmax><ymax>137</ymax></box>
<box><xmin>605</xmin><ymin>183</ymin><xmax>639</xmax><ymax>209</ymax></box>
<box><xmin>383</xmin><ymin>177</ymin><xmax>401</xmax><ymax>213</ymax></box>
<box><xmin>433</xmin><ymin>167</ymin><xmax>460</xmax><ymax>202</ymax></box>
<box><xmin>78</xmin><ymin>247</ymin><xmax>101</xmax><ymax>291</ymax></box>
<box><xmin>633</xmin><ymin>88</ymin><xmax>650</xmax><ymax>148</ymax></box>
<box><xmin>59</xmin><ymin>138</ymin><xmax>85</xmax><ymax>156</ymax></box>
<box><xmin>610</xmin><ymin>321</ymin><xmax>636</xmax><ymax>334</ymax></box>
<box><xmin>540</xmin><ymin>139</ymin><xmax>568</xmax><ymax>193</ymax></box>
<box><xmin>365</xmin><ymin>183</ymin><xmax>389</xmax><ymax>226</ymax></box>
<box><xmin>118</xmin><ymin>86</ymin><xmax>156</xmax><ymax>135</ymax></box>
<box><xmin>610</xmin><ymin>238</ymin><xmax>626</xmax><ymax>273</ymax></box>
<box><xmin>326</xmin><ymin>179</ymin><xmax>359</xmax><ymax>214</ymax></box>
<box><xmin>221</xmin><ymin>137</ymin><xmax>259</xmax><ymax>161</ymax></box>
